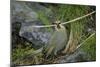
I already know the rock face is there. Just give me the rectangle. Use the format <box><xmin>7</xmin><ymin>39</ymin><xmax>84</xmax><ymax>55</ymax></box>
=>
<box><xmin>11</xmin><ymin>1</ymin><xmax>54</xmax><ymax>48</ymax></box>
<box><xmin>11</xmin><ymin>1</ymin><xmax>38</xmax><ymax>23</ymax></box>
<box><xmin>57</xmin><ymin>50</ymin><xmax>90</xmax><ymax>63</ymax></box>
<box><xmin>19</xmin><ymin>21</ymin><xmax>53</xmax><ymax>48</ymax></box>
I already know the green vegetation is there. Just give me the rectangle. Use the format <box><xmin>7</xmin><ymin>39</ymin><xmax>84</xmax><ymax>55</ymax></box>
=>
<box><xmin>37</xmin><ymin>11</ymin><xmax>52</xmax><ymax>31</ymax></box>
<box><xmin>38</xmin><ymin>11</ymin><xmax>50</xmax><ymax>25</ymax></box>
<box><xmin>80</xmin><ymin>33</ymin><xmax>96</xmax><ymax>60</ymax></box>
<box><xmin>51</xmin><ymin>4</ymin><xmax>90</xmax><ymax>53</ymax></box>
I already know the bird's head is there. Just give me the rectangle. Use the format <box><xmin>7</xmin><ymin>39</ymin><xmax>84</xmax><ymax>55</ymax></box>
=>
<box><xmin>53</xmin><ymin>21</ymin><xmax>64</xmax><ymax>31</ymax></box>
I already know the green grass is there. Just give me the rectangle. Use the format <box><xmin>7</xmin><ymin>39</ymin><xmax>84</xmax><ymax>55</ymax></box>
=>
<box><xmin>37</xmin><ymin>11</ymin><xmax>52</xmax><ymax>32</ymax></box>
<box><xmin>80</xmin><ymin>33</ymin><xmax>96</xmax><ymax>60</ymax></box>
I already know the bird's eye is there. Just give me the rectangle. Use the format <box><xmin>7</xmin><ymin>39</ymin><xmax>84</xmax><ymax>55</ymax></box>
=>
<box><xmin>58</xmin><ymin>23</ymin><xmax>61</xmax><ymax>24</ymax></box>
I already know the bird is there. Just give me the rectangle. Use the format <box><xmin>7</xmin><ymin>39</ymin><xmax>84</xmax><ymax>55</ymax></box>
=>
<box><xmin>43</xmin><ymin>21</ymin><xmax>68</xmax><ymax>58</ymax></box>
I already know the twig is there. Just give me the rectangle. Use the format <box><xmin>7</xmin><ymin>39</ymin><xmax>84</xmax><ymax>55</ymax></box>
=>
<box><xmin>31</xmin><ymin>25</ymin><xmax>56</xmax><ymax>28</ymax></box>
<box><xmin>62</xmin><ymin>11</ymin><xmax>95</xmax><ymax>25</ymax></box>
<box><xmin>31</xmin><ymin>11</ymin><xmax>95</xmax><ymax>28</ymax></box>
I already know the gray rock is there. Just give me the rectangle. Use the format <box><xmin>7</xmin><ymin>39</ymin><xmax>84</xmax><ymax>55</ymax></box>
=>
<box><xmin>11</xmin><ymin>1</ymin><xmax>54</xmax><ymax>48</ymax></box>
<box><xmin>19</xmin><ymin>21</ymin><xmax>53</xmax><ymax>48</ymax></box>
<box><xmin>57</xmin><ymin>50</ymin><xmax>90</xmax><ymax>63</ymax></box>
<box><xmin>12</xmin><ymin>1</ymin><xmax>38</xmax><ymax>23</ymax></box>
